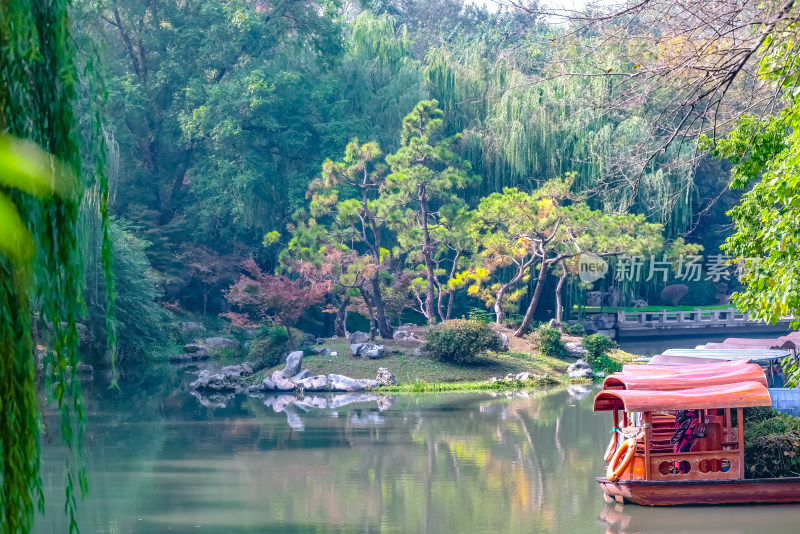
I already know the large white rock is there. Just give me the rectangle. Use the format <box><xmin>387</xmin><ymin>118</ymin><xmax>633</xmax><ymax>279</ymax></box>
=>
<box><xmin>294</xmin><ymin>375</ymin><xmax>328</xmax><ymax>391</ymax></box>
<box><xmin>282</xmin><ymin>351</ymin><xmax>303</xmax><ymax>377</ymax></box>
<box><xmin>327</xmin><ymin>374</ymin><xmax>380</xmax><ymax>392</ymax></box>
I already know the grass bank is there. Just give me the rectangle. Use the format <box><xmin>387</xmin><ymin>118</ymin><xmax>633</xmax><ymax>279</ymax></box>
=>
<box><xmin>259</xmin><ymin>328</ymin><xmax>638</xmax><ymax>390</ymax></box>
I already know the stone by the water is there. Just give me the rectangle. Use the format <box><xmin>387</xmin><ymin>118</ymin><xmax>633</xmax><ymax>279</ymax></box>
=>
<box><xmin>283</xmin><ymin>351</ymin><xmax>303</xmax><ymax>377</ymax></box>
<box><xmin>376</xmin><ymin>367</ymin><xmax>399</xmax><ymax>386</ymax></box>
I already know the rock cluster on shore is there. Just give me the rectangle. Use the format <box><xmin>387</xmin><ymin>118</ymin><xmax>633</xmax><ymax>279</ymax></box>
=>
<box><xmin>189</xmin><ymin>349</ymin><xmax>399</xmax><ymax>395</ymax></box>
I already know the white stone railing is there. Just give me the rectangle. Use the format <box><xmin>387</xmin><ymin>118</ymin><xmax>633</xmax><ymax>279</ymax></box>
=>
<box><xmin>617</xmin><ymin>309</ymin><xmax>759</xmax><ymax>330</ymax></box>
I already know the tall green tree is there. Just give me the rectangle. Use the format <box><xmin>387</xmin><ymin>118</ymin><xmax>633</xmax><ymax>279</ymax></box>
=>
<box><xmin>307</xmin><ymin>139</ymin><xmax>395</xmax><ymax>338</ymax></box>
<box><xmin>381</xmin><ymin>100</ymin><xmax>479</xmax><ymax>322</ymax></box>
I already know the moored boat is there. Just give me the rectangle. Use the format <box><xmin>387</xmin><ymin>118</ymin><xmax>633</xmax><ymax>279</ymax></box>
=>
<box><xmin>594</xmin><ymin>360</ymin><xmax>800</xmax><ymax>506</ymax></box>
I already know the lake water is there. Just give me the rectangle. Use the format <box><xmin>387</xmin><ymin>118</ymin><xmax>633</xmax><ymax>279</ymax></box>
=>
<box><xmin>33</xmin><ymin>373</ymin><xmax>800</xmax><ymax>534</ymax></box>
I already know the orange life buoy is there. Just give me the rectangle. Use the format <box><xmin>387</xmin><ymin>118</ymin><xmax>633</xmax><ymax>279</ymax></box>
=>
<box><xmin>606</xmin><ymin>438</ymin><xmax>636</xmax><ymax>482</ymax></box>
<box><xmin>603</xmin><ymin>432</ymin><xmax>618</xmax><ymax>463</ymax></box>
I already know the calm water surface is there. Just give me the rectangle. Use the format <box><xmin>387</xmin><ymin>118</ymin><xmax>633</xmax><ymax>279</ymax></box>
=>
<box><xmin>33</xmin><ymin>371</ymin><xmax>800</xmax><ymax>534</ymax></box>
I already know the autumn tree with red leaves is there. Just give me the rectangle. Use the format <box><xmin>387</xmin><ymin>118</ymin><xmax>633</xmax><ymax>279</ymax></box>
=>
<box><xmin>223</xmin><ymin>260</ymin><xmax>329</xmax><ymax>330</ymax></box>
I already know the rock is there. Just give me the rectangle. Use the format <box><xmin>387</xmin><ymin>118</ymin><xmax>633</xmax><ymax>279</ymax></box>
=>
<box><xmin>594</xmin><ymin>313</ymin><xmax>617</xmax><ymax>330</ymax></box>
<box><xmin>217</xmin><ymin>364</ymin><xmax>252</xmax><ymax>379</ymax></box>
<box><xmin>349</xmin><ymin>331</ymin><xmax>369</xmax><ymax>345</ymax></box>
<box><xmin>292</xmin><ymin>369</ymin><xmax>314</xmax><ymax>381</ymax></box>
<box><xmin>568</xmin><ymin>367</ymin><xmax>594</xmax><ymax>379</ymax></box>
<box><xmin>190</xmin><ymin>369</ymin><xmax>239</xmax><ymax>392</ymax></box>
<box><xmin>362</xmin><ymin>344</ymin><xmax>386</xmax><ymax>359</ymax></box>
<box><xmin>178</xmin><ymin>321</ymin><xmax>206</xmax><ymax>335</ymax></box>
<box><xmin>596</xmin><ymin>329</ymin><xmax>616</xmax><ymax>340</ymax></box>
<box><xmin>283</xmin><ymin>351</ymin><xmax>303</xmax><ymax>377</ymax></box>
<box><xmin>581</xmin><ymin>320</ymin><xmax>599</xmax><ymax>334</ymax></box>
<box><xmin>413</xmin><ymin>347</ymin><xmax>423</xmax><ymax>356</ymax></box>
<box><xmin>631</xmin><ymin>299</ymin><xmax>648</xmax><ymax>308</ymax></box>
<box><xmin>376</xmin><ymin>368</ymin><xmax>399</xmax><ymax>386</ymax></box>
<box><xmin>246</xmin><ymin>384</ymin><xmax>265</xmax><ymax>395</ymax></box>
<box><xmin>295</xmin><ymin>375</ymin><xmax>328</xmax><ymax>391</ymax></box>
<box><xmin>327</xmin><ymin>374</ymin><xmax>380</xmax><ymax>392</ymax></box>
<box><xmin>564</xmin><ymin>341</ymin><xmax>588</xmax><ymax>357</ymax></box>
<box><xmin>242</xmin><ymin>362</ymin><xmax>253</xmax><ymax>374</ymax></box>
<box><xmin>569</xmin><ymin>358</ymin><xmax>591</xmax><ymax>370</ymax></box>
<box><xmin>311</xmin><ymin>347</ymin><xmax>331</xmax><ymax>355</ymax></box>
<box><xmin>393</xmin><ymin>330</ymin><xmax>410</xmax><ymax>339</ymax></box>
<box><xmin>399</xmin><ymin>323</ymin><xmax>417</xmax><ymax>330</ymax></box>
<box><xmin>169</xmin><ymin>353</ymin><xmax>194</xmax><ymax>363</ymax></box>
<box><xmin>349</xmin><ymin>343</ymin><xmax>364</xmax><ymax>356</ymax></box>
<box><xmin>271</xmin><ymin>370</ymin><xmax>296</xmax><ymax>391</ymax></box>
<box><xmin>567</xmin><ymin>358</ymin><xmax>593</xmax><ymax>379</ymax></box>
<box><xmin>204</xmin><ymin>337</ymin><xmax>240</xmax><ymax>352</ymax></box>
<box><xmin>514</xmin><ymin>372</ymin><xmax>531</xmax><ymax>382</ymax></box>
<box><xmin>497</xmin><ymin>332</ymin><xmax>509</xmax><ymax>352</ymax></box>
<box><xmin>301</xmin><ymin>332</ymin><xmax>317</xmax><ymax>346</ymax></box>
<box><xmin>262</xmin><ymin>377</ymin><xmax>277</xmax><ymax>390</ymax></box>
<box><xmin>586</xmin><ymin>291</ymin><xmax>604</xmax><ymax>307</ymax></box>
<box><xmin>606</xmin><ymin>286</ymin><xmax>620</xmax><ymax>308</ymax></box>
<box><xmin>183</xmin><ymin>343</ymin><xmax>209</xmax><ymax>357</ymax></box>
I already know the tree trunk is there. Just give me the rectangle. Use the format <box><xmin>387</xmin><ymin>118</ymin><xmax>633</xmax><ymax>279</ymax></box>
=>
<box><xmin>419</xmin><ymin>187</ymin><xmax>437</xmax><ymax>323</ymax></box>
<box><xmin>334</xmin><ymin>295</ymin><xmax>350</xmax><ymax>338</ymax></box>
<box><xmin>445</xmin><ymin>291</ymin><xmax>454</xmax><ymax>321</ymax></box>
<box><xmin>514</xmin><ymin>261</ymin><xmax>550</xmax><ymax>337</ymax></box>
<box><xmin>554</xmin><ymin>262</ymin><xmax>568</xmax><ymax>330</ymax></box>
<box><xmin>494</xmin><ymin>286</ymin><xmax>507</xmax><ymax>324</ymax></box>
<box><xmin>360</xmin><ymin>287</ymin><xmax>378</xmax><ymax>341</ymax></box>
<box><xmin>370</xmin><ymin>275</ymin><xmax>393</xmax><ymax>339</ymax></box>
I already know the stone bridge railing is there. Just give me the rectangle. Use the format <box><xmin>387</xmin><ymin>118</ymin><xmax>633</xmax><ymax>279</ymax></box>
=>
<box><xmin>617</xmin><ymin>309</ymin><xmax>760</xmax><ymax>330</ymax></box>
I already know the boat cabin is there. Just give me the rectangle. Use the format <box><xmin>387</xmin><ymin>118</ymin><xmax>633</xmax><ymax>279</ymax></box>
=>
<box><xmin>595</xmin><ymin>362</ymin><xmax>773</xmax><ymax>483</ymax></box>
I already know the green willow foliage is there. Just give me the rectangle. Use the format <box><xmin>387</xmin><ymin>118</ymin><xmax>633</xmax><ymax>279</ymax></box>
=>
<box><xmin>0</xmin><ymin>1</ymin><xmax>114</xmax><ymax>532</ymax></box>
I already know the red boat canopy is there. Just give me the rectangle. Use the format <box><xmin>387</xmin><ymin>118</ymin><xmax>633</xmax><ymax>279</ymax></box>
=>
<box><xmin>603</xmin><ymin>364</ymin><xmax>767</xmax><ymax>391</ymax></box>
<box><xmin>593</xmin><ymin>381</ymin><xmax>772</xmax><ymax>412</ymax></box>
<box><xmin>620</xmin><ymin>360</ymin><xmax>752</xmax><ymax>374</ymax></box>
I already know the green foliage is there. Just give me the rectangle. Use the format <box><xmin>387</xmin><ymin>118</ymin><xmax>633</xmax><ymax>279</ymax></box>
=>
<box><xmin>1</xmin><ymin>2</ymin><xmax>114</xmax><ymax>532</ymax></box>
<box><xmin>582</xmin><ymin>334</ymin><xmax>616</xmax><ymax>362</ymax></box>
<box><xmin>534</xmin><ymin>326</ymin><xmax>566</xmax><ymax>358</ymax></box>
<box><xmin>563</xmin><ymin>323</ymin><xmax>586</xmax><ymax>336</ymax></box>
<box><xmin>83</xmin><ymin>219</ymin><xmax>167</xmax><ymax>363</ymax></box>
<box><xmin>744</xmin><ymin>433</ymin><xmax>800</xmax><ymax>478</ymax></box>
<box><xmin>247</xmin><ymin>326</ymin><xmax>291</xmax><ymax>371</ymax></box>
<box><xmin>468</xmin><ymin>308</ymin><xmax>492</xmax><ymax>324</ymax></box>
<box><xmin>423</xmin><ymin>319</ymin><xmax>501</xmax><ymax>363</ymax></box>
<box><xmin>706</xmin><ymin>43</ymin><xmax>800</xmax><ymax>336</ymax></box>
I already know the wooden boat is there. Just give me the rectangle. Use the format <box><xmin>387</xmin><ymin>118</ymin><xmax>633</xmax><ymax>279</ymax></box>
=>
<box><xmin>594</xmin><ymin>362</ymin><xmax>800</xmax><ymax>506</ymax></box>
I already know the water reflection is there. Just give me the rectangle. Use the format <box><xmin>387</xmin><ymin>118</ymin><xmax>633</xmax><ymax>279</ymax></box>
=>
<box><xmin>599</xmin><ymin>502</ymin><xmax>800</xmax><ymax>534</ymax></box>
<box><xmin>33</xmin><ymin>372</ymin><xmax>800</xmax><ymax>534</ymax></box>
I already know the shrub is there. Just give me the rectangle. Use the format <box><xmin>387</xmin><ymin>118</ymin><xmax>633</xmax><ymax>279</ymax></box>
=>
<box><xmin>581</xmin><ymin>333</ymin><xmax>619</xmax><ymax>373</ymax></box>
<box><xmin>659</xmin><ymin>284</ymin><xmax>689</xmax><ymax>306</ymax></box>
<box><xmin>564</xmin><ymin>323</ymin><xmax>586</xmax><ymax>336</ymax></box>
<box><xmin>468</xmin><ymin>308</ymin><xmax>493</xmax><ymax>324</ymax></box>
<box><xmin>247</xmin><ymin>325</ymin><xmax>290</xmax><ymax>370</ymax></box>
<box><xmin>423</xmin><ymin>319</ymin><xmax>501</xmax><ymax>363</ymax></box>
<box><xmin>535</xmin><ymin>326</ymin><xmax>566</xmax><ymax>358</ymax></box>
<box><xmin>744</xmin><ymin>432</ymin><xmax>800</xmax><ymax>478</ymax></box>
<box><xmin>582</xmin><ymin>334</ymin><xmax>616</xmax><ymax>361</ymax></box>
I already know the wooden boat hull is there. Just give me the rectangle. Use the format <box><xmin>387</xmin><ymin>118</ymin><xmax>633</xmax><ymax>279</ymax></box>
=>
<box><xmin>597</xmin><ymin>477</ymin><xmax>800</xmax><ymax>506</ymax></box>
